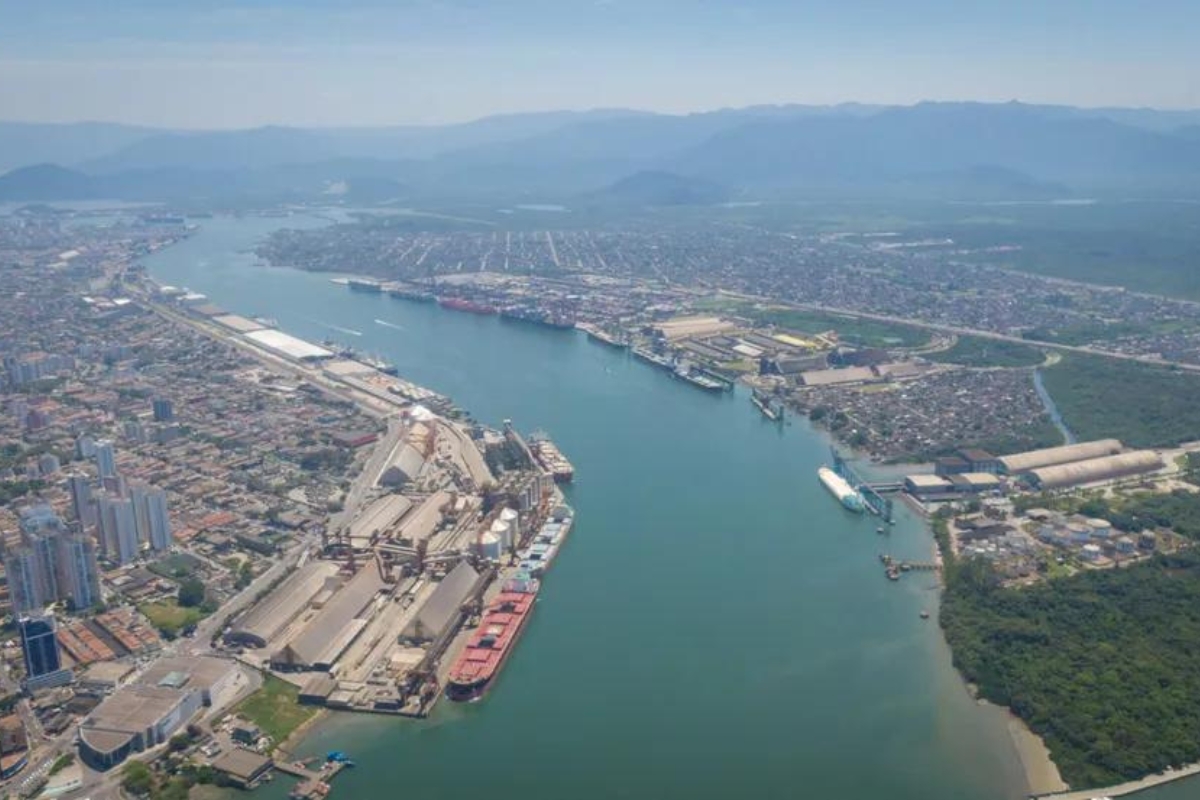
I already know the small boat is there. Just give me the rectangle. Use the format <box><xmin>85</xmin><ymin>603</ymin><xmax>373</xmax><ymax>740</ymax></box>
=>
<box><xmin>876</xmin><ymin>526</ymin><xmax>885</xmax><ymax>534</ymax></box>
<box><xmin>920</xmin><ymin>610</ymin><xmax>930</xmax><ymax>619</ymax></box>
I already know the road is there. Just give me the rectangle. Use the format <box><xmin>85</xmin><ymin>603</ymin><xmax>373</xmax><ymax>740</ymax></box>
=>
<box><xmin>717</xmin><ymin>290</ymin><xmax>1200</xmax><ymax>374</ymax></box>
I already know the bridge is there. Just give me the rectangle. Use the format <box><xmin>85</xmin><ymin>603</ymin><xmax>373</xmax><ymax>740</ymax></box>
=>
<box><xmin>830</xmin><ymin>447</ymin><xmax>894</xmax><ymax>523</ymax></box>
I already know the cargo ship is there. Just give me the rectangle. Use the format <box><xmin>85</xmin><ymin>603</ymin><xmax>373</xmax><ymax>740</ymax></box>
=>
<box><xmin>437</xmin><ymin>297</ymin><xmax>498</xmax><ymax>315</ymax></box>
<box><xmin>518</xmin><ymin>507</ymin><xmax>574</xmax><ymax>577</ymax></box>
<box><xmin>499</xmin><ymin>306</ymin><xmax>576</xmax><ymax>330</ymax></box>
<box><xmin>631</xmin><ymin>346</ymin><xmax>673</xmax><ymax>371</ymax></box>
<box><xmin>752</xmin><ymin>390</ymin><xmax>784</xmax><ymax>422</ymax></box>
<box><xmin>386</xmin><ymin>284</ymin><xmax>435</xmax><ymax>303</ymax></box>
<box><xmin>444</xmin><ymin>581</ymin><xmax>539</xmax><ymax>702</ymax></box>
<box><xmin>360</xmin><ymin>354</ymin><xmax>398</xmax><ymax>375</ymax></box>
<box><xmin>347</xmin><ymin>278</ymin><xmax>383</xmax><ymax>293</ymax></box>
<box><xmin>818</xmin><ymin>466</ymin><xmax>866</xmax><ymax>512</ymax></box>
<box><xmin>674</xmin><ymin>364</ymin><xmax>726</xmax><ymax>392</ymax></box>
<box><xmin>528</xmin><ymin>434</ymin><xmax>574</xmax><ymax>483</ymax></box>
<box><xmin>578</xmin><ymin>323</ymin><xmax>629</xmax><ymax>349</ymax></box>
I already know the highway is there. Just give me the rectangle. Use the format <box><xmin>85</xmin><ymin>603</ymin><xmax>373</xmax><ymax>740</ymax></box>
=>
<box><xmin>716</xmin><ymin>290</ymin><xmax>1200</xmax><ymax>374</ymax></box>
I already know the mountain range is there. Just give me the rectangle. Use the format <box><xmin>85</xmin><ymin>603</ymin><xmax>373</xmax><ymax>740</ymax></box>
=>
<box><xmin>2</xmin><ymin>102</ymin><xmax>1199</xmax><ymax>205</ymax></box>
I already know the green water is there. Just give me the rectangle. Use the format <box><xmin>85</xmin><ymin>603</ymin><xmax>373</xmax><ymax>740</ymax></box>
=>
<box><xmin>145</xmin><ymin>216</ymin><xmax>1033</xmax><ymax>800</ymax></box>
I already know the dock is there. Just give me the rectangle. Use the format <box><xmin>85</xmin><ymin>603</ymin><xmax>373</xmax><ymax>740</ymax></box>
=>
<box><xmin>830</xmin><ymin>448</ymin><xmax>894</xmax><ymax>522</ymax></box>
<box><xmin>275</xmin><ymin>757</ymin><xmax>349</xmax><ymax>799</ymax></box>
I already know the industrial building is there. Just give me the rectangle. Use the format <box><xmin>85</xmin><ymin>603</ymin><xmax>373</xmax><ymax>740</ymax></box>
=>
<box><xmin>1026</xmin><ymin>451</ymin><xmax>1164</xmax><ymax>490</ymax></box>
<box><xmin>904</xmin><ymin>472</ymin><xmax>1001</xmax><ymax>500</ymax></box>
<box><xmin>225</xmin><ymin>560</ymin><xmax>340</xmax><ymax>649</ymax></box>
<box><xmin>211</xmin><ymin>749</ymin><xmax>273</xmax><ymax>788</ymax></box>
<box><xmin>401</xmin><ymin>562</ymin><xmax>481</xmax><ymax>644</ymax></box>
<box><xmin>348</xmin><ymin>494</ymin><xmax>413</xmax><ymax>548</ymax></box>
<box><xmin>270</xmin><ymin>564</ymin><xmax>388</xmax><ymax>672</ymax></box>
<box><xmin>77</xmin><ymin>656</ymin><xmax>237</xmax><ymax>770</ymax></box>
<box><xmin>242</xmin><ymin>329</ymin><xmax>333</xmax><ymax>361</ymax></box>
<box><xmin>998</xmin><ymin>439</ymin><xmax>1123</xmax><ymax>475</ymax></box>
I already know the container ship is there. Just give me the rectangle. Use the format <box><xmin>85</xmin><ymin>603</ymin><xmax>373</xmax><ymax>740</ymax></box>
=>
<box><xmin>437</xmin><ymin>297</ymin><xmax>498</xmax><ymax>315</ymax></box>
<box><xmin>444</xmin><ymin>579</ymin><xmax>539</xmax><ymax>702</ymax></box>
<box><xmin>528</xmin><ymin>434</ymin><xmax>575</xmax><ymax>483</ymax></box>
<box><xmin>818</xmin><ymin>466</ymin><xmax>866</xmax><ymax>512</ymax></box>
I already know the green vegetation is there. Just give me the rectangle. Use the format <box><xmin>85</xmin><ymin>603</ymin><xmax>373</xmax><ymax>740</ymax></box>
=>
<box><xmin>176</xmin><ymin>577</ymin><xmax>206</xmax><ymax>608</ymax></box>
<box><xmin>232</xmin><ymin>673</ymin><xmax>316</xmax><ymax>744</ymax></box>
<box><xmin>941</xmin><ymin>551</ymin><xmax>1200</xmax><ymax>788</ymax></box>
<box><xmin>139</xmin><ymin>600</ymin><xmax>205</xmax><ymax>639</ymax></box>
<box><xmin>122</xmin><ymin>761</ymin><xmax>154</xmax><ymax>795</ymax></box>
<box><xmin>1041</xmin><ymin>354</ymin><xmax>1200</xmax><ymax>447</ymax></box>
<box><xmin>48</xmin><ymin>753</ymin><xmax>74</xmax><ymax>776</ymax></box>
<box><xmin>697</xmin><ymin>297</ymin><xmax>931</xmax><ymax>348</ymax></box>
<box><xmin>925</xmin><ymin>336</ymin><xmax>1045</xmax><ymax>368</ymax></box>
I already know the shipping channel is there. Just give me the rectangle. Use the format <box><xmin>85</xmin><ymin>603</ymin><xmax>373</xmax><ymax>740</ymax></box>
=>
<box><xmin>145</xmin><ymin>214</ymin><xmax>1031</xmax><ymax>800</ymax></box>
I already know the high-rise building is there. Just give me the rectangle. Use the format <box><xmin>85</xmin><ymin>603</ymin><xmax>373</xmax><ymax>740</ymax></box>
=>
<box><xmin>142</xmin><ymin>488</ymin><xmax>171</xmax><ymax>552</ymax></box>
<box><xmin>4</xmin><ymin>548</ymin><xmax>50</xmax><ymax>615</ymax></box>
<box><xmin>55</xmin><ymin>531</ymin><xmax>101</xmax><ymax>611</ymax></box>
<box><xmin>75</xmin><ymin>434</ymin><xmax>96</xmax><ymax>460</ymax></box>
<box><xmin>129</xmin><ymin>485</ymin><xmax>172</xmax><ymax>552</ymax></box>
<box><xmin>93</xmin><ymin>439</ymin><xmax>117</xmax><ymax>479</ymax></box>
<box><xmin>152</xmin><ymin>397</ymin><xmax>174</xmax><ymax>422</ymax></box>
<box><xmin>97</xmin><ymin>495</ymin><xmax>138</xmax><ymax>565</ymax></box>
<box><xmin>68</xmin><ymin>474</ymin><xmax>96</xmax><ymax>529</ymax></box>
<box><xmin>18</xmin><ymin>616</ymin><xmax>71</xmax><ymax>690</ymax></box>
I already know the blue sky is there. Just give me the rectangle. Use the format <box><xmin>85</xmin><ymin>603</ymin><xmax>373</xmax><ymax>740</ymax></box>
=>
<box><xmin>0</xmin><ymin>0</ymin><xmax>1197</xmax><ymax>127</ymax></box>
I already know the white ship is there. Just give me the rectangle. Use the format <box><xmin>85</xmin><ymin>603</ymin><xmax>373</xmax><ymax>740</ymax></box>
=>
<box><xmin>818</xmin><ymin>466</ymin><xmax>866</xmax><ymax>513</ymax></box>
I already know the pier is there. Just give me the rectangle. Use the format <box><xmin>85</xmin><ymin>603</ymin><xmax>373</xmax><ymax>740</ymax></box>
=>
<box><xmin>275</xmin><ymin>755</ymin><xmax>350</xmax><ymax>799</ymax></box>
<box><xmin>830</xmin><ymin>448</ymin><xmax>894</xmax><ymax>522</ymax></box>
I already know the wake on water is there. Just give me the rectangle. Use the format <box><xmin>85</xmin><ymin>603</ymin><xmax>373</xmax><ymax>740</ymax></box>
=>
<box><xmin>374</xmin><ymin>319</ymin><xmax>405</xmax><ymax>331</ymax></box>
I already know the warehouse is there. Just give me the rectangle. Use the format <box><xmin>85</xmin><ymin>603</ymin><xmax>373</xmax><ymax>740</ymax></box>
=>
<box><xmin>904</xmin><ymin>474</ymin><xmax>955</xmax><ymax>499</ymax></box>
<box><xmin>1027</xmin><ymin>451</ymin><xmax>1164</xmax><ymax>490</ymax></box>
<box><xmin>271</xmin><ymin>564</ymin><xmax>387</xmax><ymax>672</ymax></box>
<box><xmin>800</xmin><ymin>366</ymin><xmax>876</xmax><ymax>386</ymax></box>
<box><xmin>998</xmin><ymin>439</ymin><xmax>1123</xmax><ymax>475</ymax></box>
<box><xmin>212</xmin><ymin>314</ymin><xmax>265</xmax><ymax>334</ymax></box>
<box><xmin>379</xmin><ymin>444</ymin><xmax>425</xmax><ymax>487</ymax></box>
<box><xmin>348</xmin><ymin>495</ymin><xmax>413</xmax><ymax>549</ymax></box>
<box><xmin>225</xmin><ymin>561</ymin><xmax>339</xmax><ymax>649</ymax></box>
<box><xmin>242</xmin><ymin>329</ymin><xmax>333</xmax><ymax>361</ymax></box>
<box><xmin>401</xmin><ymin>561</ymin><xmax>480</xmax><ymax>644</ymax></box>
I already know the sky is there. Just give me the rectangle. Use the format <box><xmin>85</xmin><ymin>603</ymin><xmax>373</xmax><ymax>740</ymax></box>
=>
<box><xmin>1</xmin><ymin>0</ymin><xmax>1198</xmax><ymax>128</ymax></box>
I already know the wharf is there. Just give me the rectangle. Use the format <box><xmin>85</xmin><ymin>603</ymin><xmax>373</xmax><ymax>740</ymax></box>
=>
<box><xmin>276</xmin><ymin>758</ymin><xmax>348</xmax><ymax>799</ymax></box>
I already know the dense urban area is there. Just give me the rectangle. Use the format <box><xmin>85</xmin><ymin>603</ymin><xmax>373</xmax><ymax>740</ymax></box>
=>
<box><xmin>2</xmin><ymin>203</ymin><xmax>1200</xmax><ymax>800</ymax></box>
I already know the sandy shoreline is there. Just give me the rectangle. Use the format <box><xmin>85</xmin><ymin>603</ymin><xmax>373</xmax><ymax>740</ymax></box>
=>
<box><xmin>995</xmin><ymin>705</ymin><xmax>1068</xmax><ymax>796</ymax></box>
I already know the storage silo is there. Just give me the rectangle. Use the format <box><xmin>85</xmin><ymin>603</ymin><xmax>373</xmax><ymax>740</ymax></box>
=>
<box><xmin>479</xmin><ymin>532</ymin><xmax>503</xmax><ymax>561</ymax></box>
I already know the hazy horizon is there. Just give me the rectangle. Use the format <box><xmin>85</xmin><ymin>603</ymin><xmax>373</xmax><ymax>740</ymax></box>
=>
<box><xmin>2</xmin><ymin>0</ymin><xmax>1199</xmax><ymax>128</ymax></box>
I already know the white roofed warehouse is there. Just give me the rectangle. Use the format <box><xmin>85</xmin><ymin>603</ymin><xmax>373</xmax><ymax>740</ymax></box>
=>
<box><xmin>1027</xmin><ymin>451</ymin><xmax>1164</xmax><ymax>490</ymax></box>
<box><xmin>998</xmin><ymin>439</ymin><xmax>1123</xmax><ymax>475</ymax></box>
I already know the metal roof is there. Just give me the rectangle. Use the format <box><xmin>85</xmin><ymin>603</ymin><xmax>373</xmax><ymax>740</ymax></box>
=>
<box><xmin>228</xmin><ymin>561</ymin><xmax>339</xmax><ymax>648</ymax></box>
<box><xmin>274</xmin><ymin>565</ymin><xmax>386</xmax><ymax>669</ymax></box>
<box><xmin>405</xmin><ymin>561</ymin><xmax>480</xmax><ymax>642</ymax></box>
<box><xmin>1029</xmin><ymin>451</ymin><xmax>1163</xmax><ymax>490</ymax></box>
<box><xmin>243</xmin><ymin>329</ymin><xmax>333</xmax><ymax>361</ymax></box>
<box><xmin>998</xmin><ymin>439</ymin><xmax>1123</xmax><ymax>474</ymax></box>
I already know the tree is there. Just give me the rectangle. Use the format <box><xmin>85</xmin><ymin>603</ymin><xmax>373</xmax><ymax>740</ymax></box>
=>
<box><xmin>177</xmin><ymin>577</ymin><xmax>205</xmax><ymax>608</ymax></box>
<box><xmin>121</xmin><ymin>761</ymin><xmax>154</xmax><ymax>795</ymax></box>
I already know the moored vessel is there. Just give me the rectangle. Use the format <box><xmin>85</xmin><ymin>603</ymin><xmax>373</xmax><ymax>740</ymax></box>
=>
<box><xmin>528</xmin><ymin>434</ymin><xmax>575</xmax><ymax>483</ymax></box>
<box><xmin>818</xmin><ymin>466</ymin><xmax>866</xmax><ymax>513</ymax></box>
<box><xmin>437</xmin><ymin>297</ymin><xmax>498</xmax><ymax>315</ymax></box>
<box><xmin>445</xmin><ymin>582</ymin><xmax>539</xmax><ymax>701</ymax></box>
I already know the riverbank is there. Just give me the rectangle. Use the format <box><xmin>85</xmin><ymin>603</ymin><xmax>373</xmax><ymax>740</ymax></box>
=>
<box><xmin>143</xmin><ymin>213</ymin><xmax>1033</xmax><ymax>800</ymax></box>
<box><xmin>1000</xmin><ymin>707</ymin><xmax>1068</xmax><ymax>796</ymax></box>
<box><xmin>1035</xmin><ymin>762</ymin><xmax>1200</xmax><ymax>800</ymax></box>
